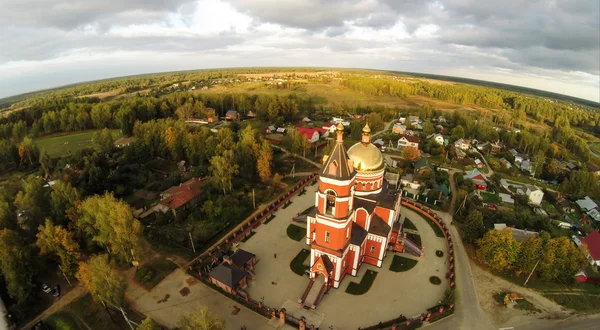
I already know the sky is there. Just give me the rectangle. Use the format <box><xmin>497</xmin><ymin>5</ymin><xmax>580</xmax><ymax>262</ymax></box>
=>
<box><xmin>0</xmin><ymin>0</ymin><xmax>599</xmax><ymax>102</ymax></box>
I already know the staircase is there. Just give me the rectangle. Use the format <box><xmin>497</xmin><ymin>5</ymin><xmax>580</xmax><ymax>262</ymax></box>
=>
<box><xmin>401</xmin><ymin>236</ymin><xmax>424</xmax><ymax>257</ymax></box>
<box><xmin>303</xmin><ymin>276</ymin><xmax>325</xmax><ymax>308</ymax></box>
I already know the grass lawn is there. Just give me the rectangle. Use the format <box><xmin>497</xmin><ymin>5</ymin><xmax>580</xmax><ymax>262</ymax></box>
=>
<box><xmin>34</xmin><ymin>129</ymin><xmax>122</xmax><ymax>157</ymax></box>
<box><xmin>64</xmin><ymin>294</ymin><xmax>144</xmax><ymax>330</ymax></box>
<box><xmin>417</xmin><ymin>214</ymin><xmax>445</xmax><ymax>238</ymax></box>
<box><xmin>286</xmin><ymin>224</ymin><xmax>305</xmax><ymax>241</ymax></box>
<box><xmin>290</xmin><ymin>249</ymin><xmax>310</xmax><ymax>276</ymax></box>
<box><xmin>346</xmin><ymin>270</ymin><xmax>378</xmax><ymax>295</ymax></box>
<box><xmin>515</xmin><ymin>299</ymin><xmax>541</xmax><ymax>312</ymax></box>
<box><xmin>403</xmin><ymin>218</ymin><xmax>417</xmax><ymax>230</ymax></box>
<box><xmin>541</xmin><ymin>200</ymin><xmax>560</xmax><ymax>217</ymax></box>
<box><xmin>389</xmin><ymin>255</ymin><xmax>418</xmax><ymax>272</ymax></box>
<box><xmin>135</xmin><ymin>258</ymin><xmax>178</xmax><ymax>290</ymax></box>
<box><xmin>481</xmin><ymin>192</ymin><xmax>501</xmax><ymax>203</ymax></box>
<box><xmin>406</xmin><ymin>232</ymin><xmax>422</xmax><ymax>246</ymax></box>
<box><xmin>45</xmin><ymin>311</ymin><xmax>83</xmax><ymax>330</ymax></box>
<box><xmin>590</xmin><ymin>143</ymin><xmax>600</xmax><ymax>155</ymax></box>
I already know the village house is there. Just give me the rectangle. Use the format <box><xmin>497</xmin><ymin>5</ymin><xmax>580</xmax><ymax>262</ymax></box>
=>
<box><xmin>494</xmin><ymin>224</ymin><xmax>537</xmax><ymax>242</ymax></box>
<box><xmin>430</xmin><ymin>133</ymin><xmax>444</xmax><ymax>145</ymax></box>
<box><xmin>155</xmin><ymin>177</ymin><xmax>204</xmax><ymax>217</ymax></box>
<box><xmin>246</xmin><ymin>110</ymin><xmax>256</xmax><ymax>118</ymax></box>
<box><xmin>414</xmin><ymin>157</ymin><xmax>433</xmax><ymax>175</ymax></box>
<box><xmin>397</xmin><ymin>135</ymin><xmax>420</xmax><ymax>149</ymax></box>
<box><xmin>576</xmin><ymin>196</ymin><xmax>598</xmax><ymax>212</ymax></box>
<box><xmin>400</xmin><ymin>174</ymin><xmax>421</xmax><ymax>190</ymax></box>
<box><xmin>225</xmin><ymin>110</ymin><xmax>239</xmax><ymax>120</ymax></box>
<box><xmin>524</xmin><ymin>184</ymin><xmax>544</xmax><ymax>206</ymax></box>
<box><xmin>519</xmin><ymin>159</ymin><xmax>533</xmax><ymax>174</ymax></box>
<box><xmin>207</xmin><ymin>115</ymin><xmax>219</xmax><ymax>123</ymax></box>
<box><xmin>392</xmin><ymin>122</ymin><xmax>407</xmax><ymax>134</ymax></box>
<box><xmin>266</xmin><ymin>125</ymin><xmax>277</xmax><ymax>134</ymax></box>
<box><xmin>208</xmin><ymin>249</ymin><xmax>257</xmax><ymax>295</ymax></box>
<box><xmin>579</xmin><ymin>230</ymin><xmax>600</xmax><ymax>268</ymax></box>
<box><xmin>322</xmin><ymin>122</ymin><xmax>337</xmax><ymax>133</ymax></box>
<box><xmin>296</xmin><ymin>127</ymin><xmax>321</xmax><ymax>143</ymax></box>
<box><xmin>454</xmin><ymin>138</ymin><xmax>470</xmax><ymax>151</ymax></box>
<box><xmin>464</xmin><ymin>169</ymin><xmax>487</xmax><ymax>191</ymax></box>
<box><xmin>454</xmin><ymin>148</ymin><xmax>466</xmax><ymax>159</ymax></box>
<box><xmin>490</xmin><ymin>140</ymin><xmax>503</xmax><ymax>153</ymax></box>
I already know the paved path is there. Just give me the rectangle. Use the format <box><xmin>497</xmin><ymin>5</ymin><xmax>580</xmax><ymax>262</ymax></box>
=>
<box><xmin>127</xmin><ymin>269</ymin><xmax>269</xmax><ymax>330</ymax></box>
<box><xmin>473</xmin><ymin>149</ymin><xmax>495</xmax><ymax>179</ymax></box>
<box><xmin>272</xmin><ymin>145</ymin><xmax>321</xmax><ymax>168</ymax></box>
<box><xmin>20</xmin><ymin>285</ymin><xmax>88</xmax><ymax>330</ymax></box>
<box><xmin>428</xmin><ymin>210</ymin><xmax>495</xmax><ymax>330</ymax></box>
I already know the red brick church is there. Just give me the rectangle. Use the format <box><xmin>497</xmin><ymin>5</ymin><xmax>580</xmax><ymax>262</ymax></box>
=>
<box><xmin>304</xmin><ymin>123</ymin><xmax>405</xmax><ymax>291</ymax></box>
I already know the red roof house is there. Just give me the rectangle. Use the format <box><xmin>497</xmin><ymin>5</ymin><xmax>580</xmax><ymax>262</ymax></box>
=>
<box><xmin>296</xmin><ymin>127</ymin><xmax>321</xmax><ymax>143</ymax></box>
<box><xmin>156</xmin><ymin>177</ymin><xmax>204</xmax><ymax>217</ymax></box>
<box><xmin>463</xmin><ymin>169</ymin><xmax>487</xmax><ymax>191</ymax></box>
<box><xmin>581</xmin><ymin>230</ymin><xmax>600</xmax><ymax>267</ymax></box>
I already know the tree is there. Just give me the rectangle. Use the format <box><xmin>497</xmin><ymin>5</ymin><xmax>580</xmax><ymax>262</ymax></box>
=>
<box><xmin>50</xmin><ymin>180</ymin><xmax>80</xmax><ymax>226</ymax></box>
<box><xmin>0</xmin><ymin>190</ymin><xmax>15</xmax><ymax>230</ymax></box>
<box><xmin>515</xmin><ymin>234</ymin><xmax>543</xmax><ymax>276</ymax></box>
<box><xmin>538</xmin><ymin>236</ymin><xmax>587</xmax><ymax>282</ymax></box>
<box><xmin>476</xmin><ymin>228</ymin><xmax>519</xmax><ymax>273</ymax></box>
<box><xmin>209</xmin><ymin>150</ymin><xmax>239</xmax><ymax>194</ymax></box>
<box><xmin>257</xmin><ymin>140</ymin><xmax>273</xmax><ymax>183</ymax></box>
<box><xmin>422</xmin><ymin>120</ymin><xmax>435</xmax><ymax>136</ymax></box>
<box><xmin>77</xmin><ymin>254</ymin><xmax>125</xmax><ymax>308</ymax></box>
<box><xmin>369</xmin><ymin>113</ymin><xmax>384</xmax><ymax>132</ymax></box>
<box><xmin>73</xmin><ymin>193</ymin><xmax>143</xmax><ymax>263</ymax></box>
<box><xmin>560</xmin><ymin>170</ymin><xmax>599</xmax><ymax>199</ymax></box>
<box><xmin>0</xmin><ymin>229</ymin><xmax>34</xmax><ymax>304</ymax></box>
<box><xmin>138</xmin><ymin>318</ymin><xmax>162</xmax><ymax>330</ymax></box>
<box><xmin>178</xmin><ymin>306</ymin><xmax>225</xmax><ymax>330</ymax></box>
<box><xmin>401</xmin><ymin>146</ymin><xmax>419</xmax><ymax>161</ymax></box>
<box><xmin>450</xmin><ymin>125</ymin><xmax>465</xmax><ymax>141</ymax></box>
<box><xmin>39</xmin><ymin>149</ymin><xmax>53</xmax><ymax>178</ymax></box>
<box><xmin>18</xmin><ymin>137</ymin><xmax>40</xmax><ymax>168</ymax></box>
<box><xmin>14</xmin><ymin>176</ymin><xmax>47</xmax><ymax>231</ymax></box>
<box><xmin>92</xmin><ymin>128</ymin><xmax>114</xmax><ymax>153</ymax></box>
<box><xmin>350</xmin><ymin>120</ymin><xmax>362</xmax><ymax>141</ymax></box>
<box><xmin>462</xmin><ymin>210</ymin><xmax>486</xmax><ymax>243</ymax></box>
<box><xmin>37</xmin><ymin>219</ymin><xmax>80</xmax><ymax>278</ymax></box>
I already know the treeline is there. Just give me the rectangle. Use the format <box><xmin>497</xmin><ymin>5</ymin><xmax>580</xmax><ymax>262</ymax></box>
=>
<box><xmin>341</xmin><ymin>76</ymin><xmax>600</xmax><ymax>134</ymax></box>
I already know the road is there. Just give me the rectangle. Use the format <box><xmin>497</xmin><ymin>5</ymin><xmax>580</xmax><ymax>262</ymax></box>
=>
<box><xmin>473</xmin><ymin>148</ymin><xmax>495</xmax><ymax>179</ymax></box>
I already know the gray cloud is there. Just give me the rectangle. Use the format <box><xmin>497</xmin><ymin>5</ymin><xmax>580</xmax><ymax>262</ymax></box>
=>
<box><xmin>0</xmin><ymin>0</ymin><xmax>195</xmax><ymax>30</ymax></box>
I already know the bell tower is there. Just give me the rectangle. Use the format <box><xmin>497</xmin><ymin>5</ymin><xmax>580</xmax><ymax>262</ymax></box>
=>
<box><xmin>361</xmin><ymin>123</ymin><xmax>371</xmax><ymax>145</ymax></box>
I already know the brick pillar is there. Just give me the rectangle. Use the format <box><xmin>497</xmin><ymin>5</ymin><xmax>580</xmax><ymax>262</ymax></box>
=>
<box><xmin>426</xmin><ymin>312</ymin><xmax>431</xmax><ymax>321</ymax></box>
<box><xmin>439</xmin><ymin>306</ymin><xmax>444</xmax><ymax>313</ymax></box>
<box><xmin>450</xmin><ymin>304</ymin><xmax>455</xmax><ymax>310</ymax></box>
<box><xmin>298</xmin><ymin>317</ymin><xmax>306</xmax><ymax>330</ymax></box>
<box><xmin>406</xmin><ymin>320</ymin><xmax>410</xmax><ymax>326</ymax></box>
<box><xmin>391</xmin><ymin>325</ymin><xmax>397</xmax><ymax>330</ymax></box>
<box><xmin>279</xmin><ymin>308</ymin><xmax>286</xmax><ymax>324</ymax></box>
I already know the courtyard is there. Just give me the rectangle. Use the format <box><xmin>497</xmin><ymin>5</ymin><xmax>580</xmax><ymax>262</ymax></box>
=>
<box><xmin>238</xmin><ymin>182</ymin><xmax>449</xmax><ymax>329</ymax></box>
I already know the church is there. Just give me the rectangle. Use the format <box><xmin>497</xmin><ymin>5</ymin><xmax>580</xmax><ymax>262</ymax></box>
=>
<box><xmin>305</xmin><ymin>123</ymin><xmax>406</xmax><ymax>290</ymax></box>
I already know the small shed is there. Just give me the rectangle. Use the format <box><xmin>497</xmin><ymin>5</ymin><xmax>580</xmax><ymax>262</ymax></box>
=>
<box><xmin>209</xmin><ymin>263</ymin><xmax>249</xmax><ymax>295</ymax></box>
<box><xmin>225</xmin><ymin>110</ymin><xmax>239</xmax><ymax>120</ymax></box>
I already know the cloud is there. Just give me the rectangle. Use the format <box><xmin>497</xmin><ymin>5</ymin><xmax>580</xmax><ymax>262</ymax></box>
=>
<box><xmin>0</xmin><ymin>0</ymin><xmax>598</xmax><ymax>102</ymax></box>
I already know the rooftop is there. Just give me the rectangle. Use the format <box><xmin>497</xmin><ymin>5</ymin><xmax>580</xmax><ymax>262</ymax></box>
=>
<box><xmin>209</xmin><ymin>263</ymin><xmax>248</xmax><ymax>288</ymax></box>
<box><xmin>581</xmin><ymin>230</ymin><xmax>600</xmax><ymax>261</ymax></box>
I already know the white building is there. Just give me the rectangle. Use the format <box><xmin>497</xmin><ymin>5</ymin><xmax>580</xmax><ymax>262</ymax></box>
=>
<box><xmin>431</xmin><ymin>133</ymin><xmax>444</xmax><ymax>145</ymax></box>
<box><xmin>454</xmin><ymin>138</ymin><xmax>470</xmax><ymax>151</ymax></box>
<box><xmin>524</xmin><ymin>184</ymin><xmax>544</xmax><ymax>206</ymax></box>
<box><xmin>397</xmin><ymin>135</ymin><xmax>421</xmax><ymax>149</ymax></box>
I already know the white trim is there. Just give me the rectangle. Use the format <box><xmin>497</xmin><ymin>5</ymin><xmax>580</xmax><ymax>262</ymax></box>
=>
<box><xmin>355</xmin><ymin>187</ymin><xmax>383</xmax><ymax>196</ymax></box>
<box><xmin>335</xmin><ymin>255</ymin><xmax>342</xmax><ymax>281</ymax></box>
<box><xmin>316</xmin><ymin>214</ymin><xmax>353</xmax><ymax>228</ymax></box>
<box><xmin>316</xmin><ymin>191</ymin><xmax>350</xmax><ymax>202</ymax></box>
<box><xmin>320</xmin><ymin>176</ymin><xmax>355</xmax><ymax>186</ymax></box>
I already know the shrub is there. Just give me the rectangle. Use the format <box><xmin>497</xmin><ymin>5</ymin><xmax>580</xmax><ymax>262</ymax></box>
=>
<box><xmin>429</xmin><ymin>276</ymin><xmax>441</xmax><ymax>285</ymax></box>
<box><xmin>135</xmin><ymin>266</ymin><xmax>155</xmax><ymax>284</ymax></box>
<box><xmin>436</xmin><ymin>250</ymin><xmax>444</xmax><ymax>257</ymax></box>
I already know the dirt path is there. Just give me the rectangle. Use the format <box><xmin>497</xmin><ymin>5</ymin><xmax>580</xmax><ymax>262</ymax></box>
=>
<box><xmin>470</xmin><ymin>258</ymin><xmax>570</xmax><ymax>327</ymax></box>
<box><xmin>20</xmin><ymin>285</ymin><xmax>88</xmax><ymax>330</ymax></box>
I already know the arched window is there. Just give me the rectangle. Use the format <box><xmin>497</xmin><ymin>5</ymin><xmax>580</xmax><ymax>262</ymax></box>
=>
<box><xmin>326</xmin><ymin>190</ymin><xmax>336</xmax><ymax>215</ymax></box>
<box><xmin>361</xmin><ymin>182</ymin><xmax>365</xmax><ymax>190</ymax></box>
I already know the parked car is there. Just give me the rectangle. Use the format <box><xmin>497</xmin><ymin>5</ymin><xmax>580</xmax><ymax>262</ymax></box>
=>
<box><xmin>52</xmin><ymin>285</ymin><xmax>60</xmax><ymax>297</ymax></box>
<box><xmin>41</xmin><ymin>284</ymin><xmax>51</xmax><ymax>294</ymax></box>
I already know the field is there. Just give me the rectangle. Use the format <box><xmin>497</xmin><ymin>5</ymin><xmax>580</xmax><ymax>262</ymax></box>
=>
<box><xmin>34</xmin><ymin>129</ymin><xmax>122</xmax><ymax>157</ymax></box>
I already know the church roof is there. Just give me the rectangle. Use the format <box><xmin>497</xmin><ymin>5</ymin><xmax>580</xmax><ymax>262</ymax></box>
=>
<box><xmin>320</xmin><ymin>255</ymin><xmax>334</xmax><ymax>274</ymax></box>
<box><xmin>369</xmin><ymin>213</ymin><xmax>391</xmax><ymax>237</ymax></box>
<box><xmin>320</xmin><ymin>142</ymin><xmax>355</xmax><ymax>181</ymax></box>
<box><xmin>350</xmin><ymin>222</ymin><xmax>368</xmax><ymax>246</ymax></box>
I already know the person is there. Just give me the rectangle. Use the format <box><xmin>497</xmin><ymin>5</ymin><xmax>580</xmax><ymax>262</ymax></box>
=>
<box><xmin>274</xmin><ymin>253</ymin><xmax>277</xmax><ymax>258</ymax></box>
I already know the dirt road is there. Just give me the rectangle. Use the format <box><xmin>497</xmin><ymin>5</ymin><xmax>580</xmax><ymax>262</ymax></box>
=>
<box><xmin>20</xmin><ymin>285</ymin><xmax>88</xmax><ymax>330</ymax></box>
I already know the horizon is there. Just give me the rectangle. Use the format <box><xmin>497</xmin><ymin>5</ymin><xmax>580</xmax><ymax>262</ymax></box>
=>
<box><xmin>0</xmin><ymin>0</ymin><xmax>598</xmax><ymax>102</ymax></box>
<box><xmin>1</xmin><ymin>66</ymin><xmax>599</xmax><ymax>106</ymax></box>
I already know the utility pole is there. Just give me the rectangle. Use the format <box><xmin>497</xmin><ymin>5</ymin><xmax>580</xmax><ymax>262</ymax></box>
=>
<box><xmin>119</xmin><ymin>307</ymin><xmax>135</xmax><ymax>330</ymax></box>
<box><xmin>60</xmin><ymin>268</ymin><xmax>72</xmax><ymax>287</ymax></box>
<box><xmin>252</xmin><ymin>189</ymin><xmax>256</xmax><ymax>209</ymax></box>
<box><xmin>189</xmin><ymin>232</ymin><xmax>196</xmax><ymax>253</ymax></box>
<box><xmin>524</xmin><ymin>260</ymin><xmax>540</xmax><ymax>287</ymax></box>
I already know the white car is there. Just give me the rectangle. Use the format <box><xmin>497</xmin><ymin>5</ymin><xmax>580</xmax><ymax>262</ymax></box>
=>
<box><xmin>41</xmin><ymin>284</ymin><xmax>51</xmax><ymax>294</ymax></box>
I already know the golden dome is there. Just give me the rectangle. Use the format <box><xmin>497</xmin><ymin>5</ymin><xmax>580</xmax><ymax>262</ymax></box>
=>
<box><xmin>347</xmin><ymin>142</ymin><xmax>384</xmax><ymax>172</ymax></box>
